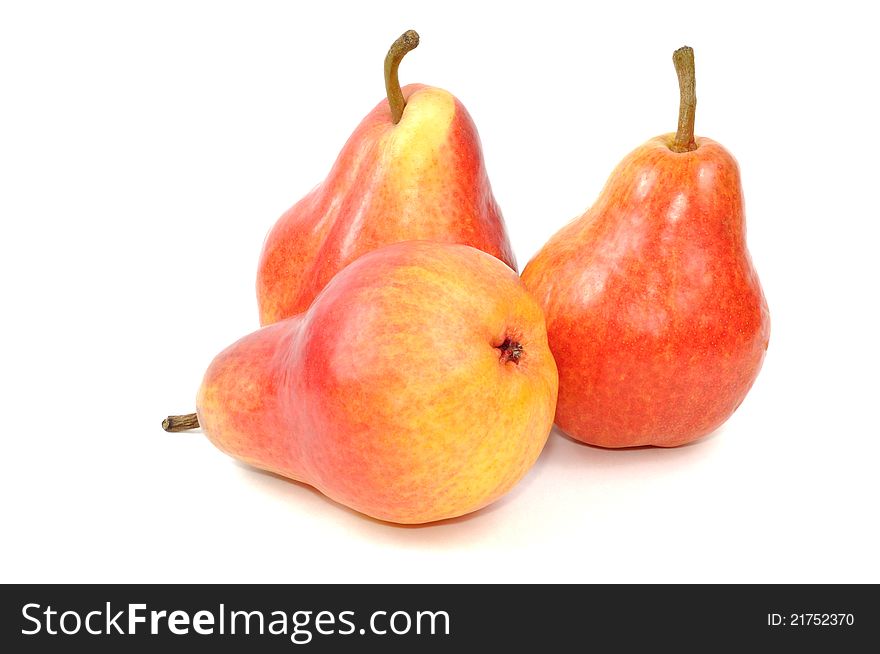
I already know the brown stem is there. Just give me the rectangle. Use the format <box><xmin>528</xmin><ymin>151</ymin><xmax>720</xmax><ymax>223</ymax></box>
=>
<box><xmin>162</xmin><ymin>413</ymin><xmax>200</xmax><ymax>432</ymax></box>
<box><xmin>671</xmin><ymin>46</ymin><xmax>697</xmax><ymax>153</ymax></box>
<box><xmin>384</xmin><ymin>30</ymin><xmax>420</xmax><ymax>124</ymax></box>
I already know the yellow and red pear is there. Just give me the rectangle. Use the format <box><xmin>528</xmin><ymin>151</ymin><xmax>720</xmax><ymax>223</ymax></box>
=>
<box><xmin>167</xmin><ymin>242</ymin><xmax>557</xmax><ymax>524</ymax></box>
<box><xmin>521</xmin><ymin>47</ymin><xmax>770</xmax><ymax>448</ymax></box>
<box><xmin>257</xmin><ymin>30</ymin><xmax>515</xmax><ymax>325</ymax></box>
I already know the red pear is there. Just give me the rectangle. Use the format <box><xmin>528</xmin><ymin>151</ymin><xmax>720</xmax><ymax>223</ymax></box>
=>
<box><xmin>257</xmin><ymin>30</ymin><xmax>515</xmax><ymax>325</ymax></box>
<box><xmin>521</xmin><ymin>47</ymin><xmax>770</xmax><ymax>448</ymax></box>
<box><xmin>166</xmin><ymin>242</ymin><xmax>557</xmax><ymax>524</ymax></box>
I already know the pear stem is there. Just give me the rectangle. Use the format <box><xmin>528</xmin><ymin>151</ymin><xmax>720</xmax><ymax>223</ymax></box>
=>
<box><xmin>384</xmin><ymin>30</ymin><xmax>420</xmax><ymax>124</ymax></box>
<box><xmin>671</xmin><ymin>46</ymin><xmax>698</xmax><ymax>153</ymax></box>
<box><xmin>162</xmin><ymin>413</ymin><xmax>200</xmax><ymax>432</ymax></box>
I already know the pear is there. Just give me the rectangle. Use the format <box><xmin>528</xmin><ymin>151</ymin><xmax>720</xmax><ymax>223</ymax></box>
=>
<box><xmin>521</xmin><ymin>47</ymin><xmax>770</xmax><ymax>448</ymax></box>
<box><xmin>166</xmin><ymin>242</ymin><xmax>557</xmax><ymax>524</ymax></box>
<box><xmin>257</xmin><ymin>30</ymin><xmax>515</xmax><ymax>325</ymax></box>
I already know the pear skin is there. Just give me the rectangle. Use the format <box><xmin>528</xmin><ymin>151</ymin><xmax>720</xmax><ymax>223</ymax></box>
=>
<box><xmin>200</xmin><ymin>242</ymin><xmax>557</xmax><ymax>524</ymax></box>
<box><xmin>521</xmin><ymin>47</ymin><xmax>769</xmax><ymax>447</ymax></box>
<box><xmin>257</xmin><ymin>31</ymin><xmax>515</xmax><ymax>325</ymax></box>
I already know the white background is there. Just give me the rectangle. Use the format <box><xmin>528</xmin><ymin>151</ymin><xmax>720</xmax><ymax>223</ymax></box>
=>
<box><xmin>2</xmin><ymin>1</ymin><xmax>878</xmax><ymax>583</ymax></box>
